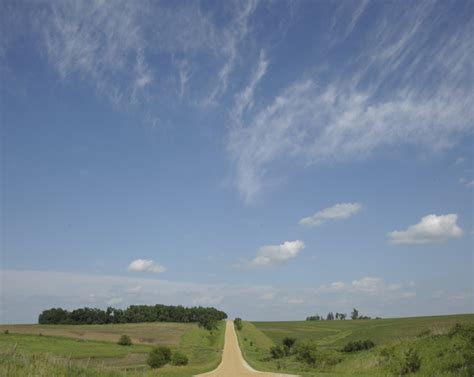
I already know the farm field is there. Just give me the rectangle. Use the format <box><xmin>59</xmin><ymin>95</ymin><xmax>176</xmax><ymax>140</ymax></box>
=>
<box><xmin>0</xmin><ymin>322</ymin><xmax>191</xmax><ymax>346</ymax></box>
<box><xmin>0</xmin><ymin>321</ymin><xmax>225</xmax><ymax>377</ymax></box>
<box><xmin>236</xmin><ymin>314</ymin><xmax>474</xmax><ymax>376</ymax></box>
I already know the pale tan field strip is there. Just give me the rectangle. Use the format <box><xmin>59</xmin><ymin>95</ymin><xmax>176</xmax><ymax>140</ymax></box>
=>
<box><xmin>195</xmin><ymin>321</ymin><xmax>297</xmax><ymax>377</ymax></box>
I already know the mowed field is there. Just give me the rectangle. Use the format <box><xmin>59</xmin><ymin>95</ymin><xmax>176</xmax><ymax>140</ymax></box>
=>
<box><xmin>0</xmin><ymin>322</ymin><xmax>190</xmax><ymax>346</ymax></box>
<box><xmin>0</xmin><ymin>321</ymin><xmax>226</xmax><ymax>377</ymax></box>
<box><xmin>237</xmin><ymin>314</ymin><xmax>474</xmax><ymax>376</ymax></box>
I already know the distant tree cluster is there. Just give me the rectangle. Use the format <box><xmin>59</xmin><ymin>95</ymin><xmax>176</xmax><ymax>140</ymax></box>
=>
<box><xmin>38</xmin><ymin>305</ymin><xmax>227</xmax><ymax>325</ymax></box>
<box><xmin>306</xmin><ymin>309</ymin><xmax>375</xmax><ymax>321</ymax></box>
<box><xmin>351</xmin><ymin>308</ymin><xmax>372</xmax><ymax>320</ymax></box>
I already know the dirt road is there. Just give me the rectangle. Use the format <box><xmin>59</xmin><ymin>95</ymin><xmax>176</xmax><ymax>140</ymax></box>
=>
<box><xmin>195</xmin><ymin>321</ymin><xmax>297</xmax><ymax>377</ymax></box>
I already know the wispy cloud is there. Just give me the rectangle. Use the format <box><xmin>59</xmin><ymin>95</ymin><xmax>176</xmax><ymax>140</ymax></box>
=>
<box><xmin>226</xmin><ymin>1</ymin><xmax>474</xmax><ymax>200</ymax></box>
<box><xmin>388</xmin><ymin>214</ymin><xmax>464</xmax><ymax>245</ymax></box>
<box><xmin>459</xmin><ymin>177</ymin><xmax>474</xmax><ymax>188</ymax></box>
<box><xmin>232</xmin><ymin>50</ymin><xmax>269</xmax><ymax>121</ymax></box>
<box><xmin>41</xmin><ymin>0</ymin><xmax>152</xmax><ymax>106</ymax></box>
<box><xmin>299</xmin><ymin>202</ymin><xmax>362</xmax><ymax>227</ymax></box>
<box><xmin>205</xmin><ymin>0</ymin><xmax>258</xmax><ymax>104</ymax></box>
<box><xmin>318</xmin><ymin>277</ymin><xmax>414</xmax><ymax>297</ymax></box>
<box><xmin>248</xmin><ymin>240</ymin><xmax>305</xmax><ymax>268</ymax></box>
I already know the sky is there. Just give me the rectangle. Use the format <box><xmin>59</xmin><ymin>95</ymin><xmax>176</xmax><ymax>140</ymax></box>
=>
<box><xmin>0</xmin><ymin>0</ymin><xmax>473</xmax><ymax>324</ymax></box>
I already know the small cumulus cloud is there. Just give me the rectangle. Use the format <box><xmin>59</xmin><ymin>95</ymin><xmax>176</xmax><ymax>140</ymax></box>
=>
<box><xmin>128</xmin><ymin>259</ymin><xmax>166</xmax><ymax>274</ymax></box>
<box><xmin>388</xmin><ymin>214</ymin><xmax>463</xmax><ymax>245</ymax></box>
<box><xmin>249</xmin><ymin>240</ymin><xmax>305</xmax><ymax>268</ymax></box>
<box><xmin>459</xmin><ymin>177</ymin><xmax>474</xmax><ymax>188</ymax></box>
<box><xmin>299</xmin><ymin>202</ymin><xmax>362</xmax><ymax>227</ymax></box>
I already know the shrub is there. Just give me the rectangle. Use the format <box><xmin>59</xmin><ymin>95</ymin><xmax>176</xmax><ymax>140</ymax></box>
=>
<box><xmin>449</xmin><ymin>323</ymin><xmax>474</xmax><ymax>343</ymax></box>
<box><xmin>117</xmin><ymin>334</ymin><xmax>132</xmax><ymax>346</ymax></box>
<box><xmin>4</xmin><ymin>330</ymin><xmax>9</xmax><ymax>335</ymax></box>
<box><xmin>447</xmin><ymin>323</ymin><xmax>474</xmax><ymax>375</ymax></box>
<box><xmin>198</xmin><ymin>316</ymin><xmax>218</xmax><ymax>331</ymax></box>
<box><xmin>341</xmin><ymin>339</ymin><xmax>375</xmax><ymax>352</ymax></box>
<box><xmin>270</xmin><ymin>345</ymin><xmax>285</xmax><ymax>359</ymax></box>
<box><xmin>234</xmin><ymin>317</ymin><xmax>243</xmax><ymax>331</ymax></box>
<box><xmin>147</xmin><ymin>346</ymin><xmax>172</xmax><ymax>368</ymax></box>
<box><xmin>171</xmin><ymin>351</ymin><xmax>189</xmax><ymax>366</ymax></box>
<box><xmin>295</xmin><ymin>342</ymin><xmax>319</xmax><ymax>366</ymax></box>
<box><xmin>282</xmin><ymin>337</ymin><xmax>297</xmax><ymax>356</ymax></box>
<box><xmin>399</xmin><ymin>347</ymin><xmax>421</xmax><ymax>375</ymax></box>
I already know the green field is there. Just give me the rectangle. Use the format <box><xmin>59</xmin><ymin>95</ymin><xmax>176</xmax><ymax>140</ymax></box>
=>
<box><xmin>236</xmin><ymin>314</ymin><xmax>474</xmax><ymax>376</ymax></box>
<box><xmin>0</xmin><ymin>321</ymin><xmax>225</xmax><ymax>377</ymax></box>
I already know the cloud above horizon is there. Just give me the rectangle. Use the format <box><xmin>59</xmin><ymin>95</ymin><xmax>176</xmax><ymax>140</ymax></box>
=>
<box><xmin>3</xmin><ymin>270</ymin><xmax>460</xmax><ymax>324</ymax></box>
<box><xmin>299</xmin><ymin>202</ymin><xmax>362</xmax><ymax>227</ymax></box>
<box><xmin>388</xmin><ymin>214</ymin><xmax>463</xmax><ymax>245</ymax></box>
<box><xmin>128</xmin><ymin>259</ymin><xmax>166</xmax><ymax>274</ymax></box>
<box><xmin>249</xmin><ymin>240</ymin><xmax>305</xmax><ymax>268</ymax></box>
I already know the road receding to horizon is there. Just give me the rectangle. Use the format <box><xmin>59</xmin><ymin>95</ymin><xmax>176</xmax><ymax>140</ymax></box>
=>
<box><xmin>195</xmin><ymin>321</ymin><xmax>297</xmax><ymax>377</ymax></box>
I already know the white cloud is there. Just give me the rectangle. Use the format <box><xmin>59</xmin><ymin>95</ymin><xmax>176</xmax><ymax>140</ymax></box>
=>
<box><xmin>455</xmin><ymin>157</ymin><xmax>465</xmax><ymax>165</ymax></box>
<box><xmin>299</xmin><ymin>202</ymin><xmax>362</xmax><ymax>227</ymax></box>
<box><xmin>388</xmin><ymin>214</ymin><xmax>463</xmax><ymax>245</ymax></box>
<box><xmin>128</xmin><ymin>259</ymin><xmax>166</xmax><ymax>274</ymax></box>
<box><xmin>249</xmin><ymin>240</ymin><xmax>305</xmax><ymax>268</ymax></box>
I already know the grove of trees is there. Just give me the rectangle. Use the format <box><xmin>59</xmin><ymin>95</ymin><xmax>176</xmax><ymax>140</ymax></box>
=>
<box><xmin>38</xmin><ymin>304</ymin><xmax>227</xmax><ymax>325</ymax></box>
<box><xmin>306</xmin><ymin>308</ymin><xmax>373</xmax><ymax>321</ymax></box>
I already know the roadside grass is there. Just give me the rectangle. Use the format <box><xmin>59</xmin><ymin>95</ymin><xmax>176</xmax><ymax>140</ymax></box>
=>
<box><xmin>236</xmin><ymin>314</ymin><xmax>474</xmax><ymax>376</ymax></box>
<box><xmin>0</xmin><ymin>321</ymin><xmax>226</xmax><ymax>377</ymax></box>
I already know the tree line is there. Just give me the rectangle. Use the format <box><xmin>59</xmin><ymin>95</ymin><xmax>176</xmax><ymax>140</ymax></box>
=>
<box><xmin>38</xmin><ymin>304</ymin><xmax>227</xmax><ymax>325</ymax></box>
<box><xmin>306</xmin><ymin>308</ymin><xmax>377</xmax><ymax>321</ymax></box>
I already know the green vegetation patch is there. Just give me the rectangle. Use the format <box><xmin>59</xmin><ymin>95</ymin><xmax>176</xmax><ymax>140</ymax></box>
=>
<box><xmin>0</xmin><ymin>321</ymin><xmax>226</xmax><ymax>377</ymax></box>
<box><xmin>237</xmin><ymin>314</ymin><xmax>474</xmax><ymax>376</ymax></box>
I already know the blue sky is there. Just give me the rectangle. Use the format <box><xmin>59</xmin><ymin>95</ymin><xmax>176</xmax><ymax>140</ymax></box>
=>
<box><xmin>1</xmin><ymin>0</ymin><xmax>473</xmax><ymax>323</ymax></box>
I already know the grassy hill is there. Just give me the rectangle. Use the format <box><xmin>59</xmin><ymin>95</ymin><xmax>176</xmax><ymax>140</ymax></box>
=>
<box><xmin>0</xmin><ymin>321</ymin><xmax>225</xmax><ymax>377</ymax></box>
<box><xmin>236</xmin><ymin>314</ymin><xmax>474</xmax><ymax>376</ymax></box>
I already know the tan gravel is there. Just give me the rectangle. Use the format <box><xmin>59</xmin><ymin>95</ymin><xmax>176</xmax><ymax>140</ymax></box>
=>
<box><xmin>195</xmin><ymin>321</ymin><xmax>297</xmax><ymax>377</ymax></box>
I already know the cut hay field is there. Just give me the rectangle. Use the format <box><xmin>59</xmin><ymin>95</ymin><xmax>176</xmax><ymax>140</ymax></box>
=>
<box><xmin>236</xmin><ymin>314</ymin><xmax>474</xmax><ymax>376</ymax></box>
<box><xmin>0</xmin><ymin>321</ymin><xmax>225</xmax><ymax>377</ymax></box>
<box><xmin>0</xmin><ymin>322</ymin><xmax>191</xmax><ymax>346</ymax></box>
